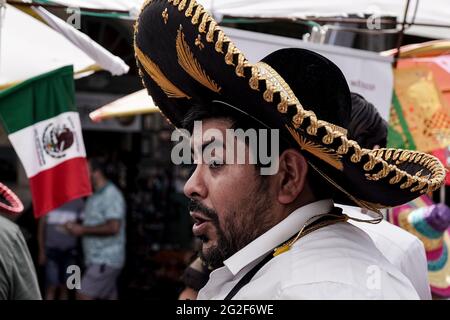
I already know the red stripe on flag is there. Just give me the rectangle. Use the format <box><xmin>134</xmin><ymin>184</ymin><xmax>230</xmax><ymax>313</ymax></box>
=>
<box><xmin>29</xmin><ymin>157</ymin><xmax>92</xmax><ymax>218</ymax></box>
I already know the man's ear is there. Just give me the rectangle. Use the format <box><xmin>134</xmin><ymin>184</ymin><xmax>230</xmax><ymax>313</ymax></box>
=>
<box><xmin>276</xmin><ymin>149</ymin><xmax>308</xmax><ymax>205</ymax></box>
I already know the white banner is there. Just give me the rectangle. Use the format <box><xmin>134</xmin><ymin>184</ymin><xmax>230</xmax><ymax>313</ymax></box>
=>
<box><xmin>222</xmin><ymin>27</ymin><xmax>393</xmax><ymax>121</ymax></box>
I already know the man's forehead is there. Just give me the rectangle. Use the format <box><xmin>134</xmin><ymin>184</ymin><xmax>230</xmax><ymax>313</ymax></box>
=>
<box><xmin>190</xmin><ymin>118</ymin><xmax>232</xmax><ymax>143</ymax></box>
<box><xmin>199</xmin><ymin>118</ymin><xmax>232</xmax><ymax>131</ymax></box>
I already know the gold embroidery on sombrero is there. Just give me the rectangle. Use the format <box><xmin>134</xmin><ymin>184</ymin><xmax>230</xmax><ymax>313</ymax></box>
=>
<box><xmin>176</xmin><ymin>27</ymin><xmax>221</xmax><ymax>93</ymax></box>
<box><xmin>369</xmin><ymin>148</ymin><xmax>443</xmax><ymax>192</ymax></box>
<box><xmin>235</xmin><ymin>54</ymin><xmax>246</xmax><ymax>77</ymax></box>
<box><xmin>389</xmin><ymin>170</ymin><xmax>405</xmax><ymax>184</ymax></box>
<box><xmin>398</xmin><ymin>150</ymin><xmax>412</xmax><ymax>163</ymax></box>
<box><xmin>178</xmin><ymin>0</ymin><xmax>188</xmax><ymax>11</ymax></box>
<box><xmin>414</xmin><ymin>169</ymin><xmax>424</xmax><ymax>177</ymax></box>
<box><xmin>350</xmin><ymin>141</ymin><xmax>364</xmax><ymax>163</ymax></box>
<box><xmin>306</xmin><ymin>116</ymin><xmax>320</xmax><ymax>136</ymax></box>
<box><xmin>400</xmin><ymin>176</ymin><xmax>416</xmax><ymax>189</ymax></box>
<box><xmin>256</xmin><ymin>62</ymin><xmax>348</xmax><ymax>134</ymax></box>
<box><xmin>263</xmin><ymin>86</ymin><xmax>274</xmax><ymax>102</ymax></box>
<box><xmin>383</xmin><ymin>149</ymin><xmax>393</xmax><ymax>160</ymax></box>
<box><xmin>411</xmin><ymin>179</ymin><xmax>428</xmax><ymax>193</ymax></box>
<box><xmin>162</xmin><ymin>8</ymin><xmax>169</xmax><ymax>24</ymax></box>
<box><xmin>135</xmin><ymin>0</ymin><xmax>446</xmax><ymax>197</ymax></box>
<box><xmin>337</xmin><ymin>137</ymin><xmax>349</xmax><ymax>154</ymax></box>
<box><xmin>321</xmin><ymin>124</ymin><xmax>345</xmax><ymax>144</ymax></box>
<box><xmin>420</xmin><ymin>157</ymin><xmax>433</xmax><ymax>168</ymax></box>
<box><xmin>142</xmin><ymin>0</ymin><xmax>154</xmax><ymax>9</ymax></box>
<box><xmin>206</xmin><ymin>20</ymin><xmax>217</xmax><ymax>43</ymax></box>
<box><xmin>277</xmin><ymin>97</ymin><xmax>289</xmax><ymax>113</ymax></box>
<box><xmin>191</xmin><ymin>5</ymin><xmax>204</xmax><ymax>24</ymax></box>
<box><xmin>363</xmin><ymin>154</ymin><xmax>377</xmax><ymax>171</ymax></box>
<box><xmin>198</xmin><ymin>12</ymin><xmax>211</xmax><ymax>34</ymax></box>
<box><xmin>215</xmin><ymin>31</ymin><xmax>225</xmax><ymax>53</ymax></box>
<box><xmin>135</xmin><ymin>45</ymin><xmax>191</xmax><ymax>99</ymax></box>
<box><xmin>324</xmin><ymin>123</ymin><xmax>347</xmax><ymax>136</ymax></box>
<box><xmin>365</xmin><ymin>161</ymin><xmax>393</xmax><ymax>181</ymax></box>
<box><xmin>256</xmin><ymin>62</ymin><xmax>299</xmax><ymax>106</ymax></box>
<box><xmin>392</xmin><ymin>149</ymin><xmax>402</xmax><ymax>161</ymax></box>
<box><xmin>194</xmin><ymin>35</ymin><xmax>205</xmax><ymax>50</ymax></box>
<box><xmin>225</xmin><ymin>43</ymin><xmax>236</xmax><ymax>66</ymax></box>
<box><xmin>286</xmin><ymin>125</ymin><xmax>343</xmax><ymax>171</ymax></box>
<box><xmin>185</xmin><ymin>0</ymin><xmax>195</xmax><ymax>17</ymax></box>
<box><xmin>249</xmin><ymin>66</ymin><xmax>260</xmax><ymax>91</ymax></box>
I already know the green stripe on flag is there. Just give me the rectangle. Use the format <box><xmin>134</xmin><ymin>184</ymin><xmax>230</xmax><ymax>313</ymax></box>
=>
<box><xmin>0</xmin><ymin>66</ymin><xmax>75</xmax><ymax>134</ymax></box>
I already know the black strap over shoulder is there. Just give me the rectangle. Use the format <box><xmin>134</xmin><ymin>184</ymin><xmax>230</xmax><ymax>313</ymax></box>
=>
<box><xmin>223</xmin><ymin>252</ymin><xmax>274</xmax><ymax>300</ymax></box>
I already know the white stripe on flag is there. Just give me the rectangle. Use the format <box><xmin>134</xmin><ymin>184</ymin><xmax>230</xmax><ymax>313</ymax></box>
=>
<box><xmin>9</xmin><ymin>111</ymin><xmax>87</xmax><ymax>178</ymax></box>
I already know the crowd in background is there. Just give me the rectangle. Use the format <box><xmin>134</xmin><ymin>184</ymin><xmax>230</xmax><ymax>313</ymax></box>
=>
<box><xmin>9</xmin><ymin>155</ymin><xmax>194</xmax><ymax>300</ymax></box>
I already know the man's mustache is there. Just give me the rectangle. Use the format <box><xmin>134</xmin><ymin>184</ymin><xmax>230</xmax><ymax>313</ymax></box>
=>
<box><xmin>188</xmin><ymin>199</ymin><xmax>219</xmax><ymax>222</ymax></box>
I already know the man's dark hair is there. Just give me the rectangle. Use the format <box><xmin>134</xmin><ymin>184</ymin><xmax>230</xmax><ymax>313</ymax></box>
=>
<box><xmin>181</xmin><ymin>102</ymin><xmax>331</xmax><ymax>200</ymax></box>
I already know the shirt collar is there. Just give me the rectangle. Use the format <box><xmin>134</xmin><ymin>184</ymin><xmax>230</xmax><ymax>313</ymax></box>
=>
<box><xmin>223</xmin><ymin>199</ymin><xmax>334</xmax><ymax>276</ymax></box>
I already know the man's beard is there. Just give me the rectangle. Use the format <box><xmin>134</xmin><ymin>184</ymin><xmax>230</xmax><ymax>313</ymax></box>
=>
<box><xmin>189</xmin><ymin>176</ymin><xmax>273</xmax><ymax>270</ymax></box>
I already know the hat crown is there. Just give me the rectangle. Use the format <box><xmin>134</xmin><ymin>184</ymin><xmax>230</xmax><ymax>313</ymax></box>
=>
<box><xmin>260</xmin><ymin>48</ymin><xmax>352</xmax><ymax>129</ymax></box>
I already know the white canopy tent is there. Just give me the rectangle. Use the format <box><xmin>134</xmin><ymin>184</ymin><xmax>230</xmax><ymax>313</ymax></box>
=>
<box><xmin>40</xmin><ymin>0</ymin><xmax>142</xmax><ymax>11</ymax></box>
<box><xmin>36</xmin><ymin>0</ymin><xmax>143</xmax><ymax>17</ymax></box>
<box><xmin>0</xmin><ymin>3</ymin><xmax>129</xmax><ymax>89</ymax></box>
<box><xmin>200</xmin><ymin>0</ymin><xmax>450</xmax><ymax>40</ymax></box>
<box><xmin>45</xmin><ymin>0</ymin><xmax>450</xmax><ymax>39</ymax></box>
<box><xmin>0</xmin><ymin>4</ymin><xmax>92</xmax><ymax>87</ymax></box>
<box><xmin>89</xmin><ymin>89</ymin><xmax>159</xmax><ymax>122</ymax></box>
<box><xmin>32</xmin><ymin>6</ymin><xmax>129</xmax><ymax>76</ymax></box>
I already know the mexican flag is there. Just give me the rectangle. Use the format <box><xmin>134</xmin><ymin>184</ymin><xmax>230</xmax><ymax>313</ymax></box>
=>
<box><xmin>0</xmin><ymin>66</ymin><xmax>92</xmax><ymax>218</ymax></box>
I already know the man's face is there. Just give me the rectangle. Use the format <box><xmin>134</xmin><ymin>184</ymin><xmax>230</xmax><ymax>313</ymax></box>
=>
<box><xmin>184</xmin><ymin>118</ymin><xmax>276</xmax><ymax>269</ymax></box>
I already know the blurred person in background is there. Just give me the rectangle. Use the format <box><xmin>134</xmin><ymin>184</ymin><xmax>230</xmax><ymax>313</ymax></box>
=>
<box><xmin>38</xmin><ymin>198</ymin><xmax>84</xmax><ymax>300</ymax></box>
<box><xmin>339</xmin><ymin>93</ymin><xmax>431</xmax><ymax>300</ymax></box>
<box><xmin>65</xmin><ymin>158</ymin><xmax>126</xmax><ymax>300</ymax></box>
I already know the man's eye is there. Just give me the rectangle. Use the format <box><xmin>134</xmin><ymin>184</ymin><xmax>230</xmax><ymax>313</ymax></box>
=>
<box><xmin>209</xmin><ymin>160</ymin><xmax>223</xmax><ymax>169</ymax></box>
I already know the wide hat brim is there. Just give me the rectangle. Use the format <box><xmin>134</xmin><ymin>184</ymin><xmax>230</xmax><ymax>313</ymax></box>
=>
<box><xmin>390</xmin><ymin>207</ymin><xmax>450</xmax><ymax>297</ymax></box>
<box><xmin>134</xmin><ymin>0</ymin><xmax>445</xmax><ymax>210</ymax></box>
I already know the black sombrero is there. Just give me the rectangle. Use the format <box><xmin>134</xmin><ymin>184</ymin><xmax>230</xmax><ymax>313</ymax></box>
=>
<box><xmin>134</xmin><ymin>0</ymin><xmax>445</xmax><ymax>211</ymax></box>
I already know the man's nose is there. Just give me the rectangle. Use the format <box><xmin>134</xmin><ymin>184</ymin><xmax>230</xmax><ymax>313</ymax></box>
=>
<box><xmin>184</xmin><ymin>165</ymin><xmax>207</xmax><ymax>200</ymax></box>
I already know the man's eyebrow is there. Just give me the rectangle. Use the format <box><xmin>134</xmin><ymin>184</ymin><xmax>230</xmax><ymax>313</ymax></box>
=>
<box><xmin>191</xmin><ymin>137</ymin><xmax>225</xmax><ymax>155</ymax></box>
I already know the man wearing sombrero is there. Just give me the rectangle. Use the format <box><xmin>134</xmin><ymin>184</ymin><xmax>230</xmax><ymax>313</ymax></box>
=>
<box><xmin>134</xmin><ymin>0</ymin><xmax>446</xmax><ymax>299</ymax></box>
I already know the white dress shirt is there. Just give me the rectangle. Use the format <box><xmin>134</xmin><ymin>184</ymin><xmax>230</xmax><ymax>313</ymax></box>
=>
<box><xmin>198</xmin><ymin>200</ymin><xmax>419</xmax><ymax>300</ymax></box>
<box><xmin>338</xmin><ymin>204</ymin><xmax>431</xmax><ymax>300</ymax></box>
